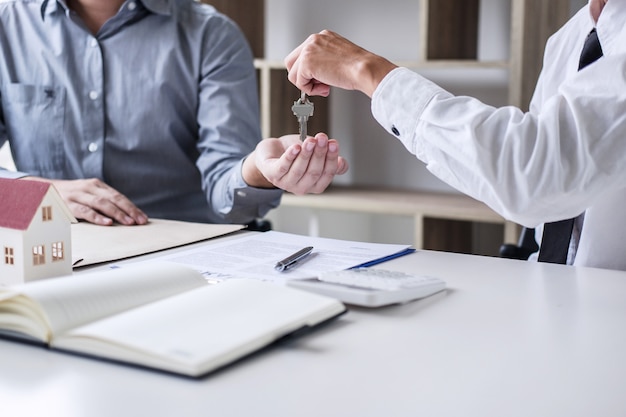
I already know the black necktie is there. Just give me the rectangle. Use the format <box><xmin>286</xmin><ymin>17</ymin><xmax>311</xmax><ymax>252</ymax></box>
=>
<box><xmin>537</xmin><ymin>28</ymin><xmax>603</xmax><ymax>264</ymax></box>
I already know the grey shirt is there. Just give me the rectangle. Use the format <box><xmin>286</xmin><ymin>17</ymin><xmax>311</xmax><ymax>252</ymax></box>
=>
<box><xmin>0</xmin><ymin>0</ymin><xmax>282</xmax><ymax>223</ymax></box>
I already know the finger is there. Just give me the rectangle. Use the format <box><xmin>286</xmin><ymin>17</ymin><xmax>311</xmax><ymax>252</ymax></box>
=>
<box><xmin>307</xmin><ymin>80</ymin><xmax>331</xmax><ymax>97</ymax></box>
<box><xmin>327</xmin><ymin>140</ymin><xmax>349</xmax><ymax>175</ymax></box>
<box><xmin>292</xmin><ymin>56</ymin><xmax>331</xmax><ymax>97</ymax></box>
<box><xmin>286</xmin><ymin>40</ymin><xmax>331</xmax><ymax>97</ymax></box>
<box><xmin>68</xmin><ymin>201</ymin><xmax>115</xmax><ymax>226</ymax></box>
<box><xmin>47</xmin><ymin>180</ymin><xmax>112</xmax><ymax>225</ymax></box>
<box><xmin>274</xmin><ymin>138</ymin><xmax>317</xmax><ymax>192</ymax></box>
<box><xmin>336</xmin><ymin>156</ymin><xmax>350</xmax><ymax>175</ymax></box>
<box><xmin>307</xmin><ymin>135</ymin><xmax>342</xmax><ymax>193</ymax></box>
<box><xmin>92</xmin><ymin>192</ymin><xmax>148</xmax><ymax>226</ymax></box>
<box><xmin>266</xmin><ymin>143</ymin><xmax>302</xmax><ymax>185</ymax></box>
<box><xmin>304</xmin><ymin>137</ymin><xmax>350</xmax><ymax>193</ymax></box>
<box><xmin>292</xmin><ymin>57</ymin><xmax>328</xmax><ymax>97</ymax></box>
<box><xmin>302</xmin><ymin>134</ymin><xmax>336</xmax><ymax>192</ymax></box>
<box><xmin>107</xmin><ymin>189</ymin><xmax>149</xmax><ymax>225</ymax></box>
<box><xmin>283</xmin><ymin>134</ymin><xmax>337</xmax><ymax>195</ymax></box>
<box><xmin>285</xmin><ymin>44</ymin><xmax>310</xmax><ymax>93</ymax></box>
<box><xmin>284</xmin><ymin>42</ymin><xmax>305</xmax><ymax>71</ymax></box>
<box><xmin>73</xmin><ymin>179</ymin><xmax>148</xmax><ymax>226</ymax></box>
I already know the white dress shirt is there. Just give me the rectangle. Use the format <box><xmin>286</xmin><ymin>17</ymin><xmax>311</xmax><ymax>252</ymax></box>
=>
<box><xmin>371</xmin><ymin>1</ymin><xmax>626</xmax><ymax>270</ymax></box>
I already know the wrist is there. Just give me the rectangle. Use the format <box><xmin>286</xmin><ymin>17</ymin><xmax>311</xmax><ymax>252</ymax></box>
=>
<box><xmin>241</xmin><ymin>153</ymin><xmax>275</xmax><ymax>189</ymax></box>
<box><xmin>354</xmin><ymin>53</ymin><xmax>398</xmax><ymax>98</ymax></box>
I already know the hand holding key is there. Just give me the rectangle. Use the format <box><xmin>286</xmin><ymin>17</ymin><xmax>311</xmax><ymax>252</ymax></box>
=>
<box><xmin>284</xmin><ymin>30</ymin><xmax>398</xmax><ymax>98</ymax></box>
<box><xmin>246</xmin><ymin>133</ymin><xmax>349</xmax><ymax>195</ymax></box>
<box><xmin>241</xmin><ymin>89</ymin><xmax>348</xmax><ymax>195</ymax></box>
<box><xmin>292</xmin><ymin>92</ymin><xmax>314</xmax><ymax>141</ymax></box>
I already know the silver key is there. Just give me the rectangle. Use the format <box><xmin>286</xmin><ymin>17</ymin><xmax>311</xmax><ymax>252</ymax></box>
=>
<box><xmin>291</xmin><ymin>91</ymin><xmax>314</xmax><ymax>141</ymax></box>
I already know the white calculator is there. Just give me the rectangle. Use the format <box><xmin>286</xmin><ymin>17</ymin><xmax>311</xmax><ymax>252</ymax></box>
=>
<box><xmin>287</xmin><ymin>268</ymin><xmax>446</xmax><ymax>307</ymax></box>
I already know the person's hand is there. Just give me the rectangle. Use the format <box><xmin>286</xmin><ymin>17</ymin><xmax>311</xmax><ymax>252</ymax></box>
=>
<box><xmin>22</xmin><ymin>177</ymin><xmax>148</xmax><ymax>226</ymax></box>
<box><xmin>284</xmin><ymin>30</ymin><xmax>398</xmax><ymax>98</ymax></box>
<box><xmin>243</xmin><ymin>132</ymin><xmax>348</xmax><ymax>195</ymax></box>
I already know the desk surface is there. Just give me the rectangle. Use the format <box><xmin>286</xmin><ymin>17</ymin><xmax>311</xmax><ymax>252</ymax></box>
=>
<box><xmin>2</xmin><ymin>236</ymin><xmax>626</xmax><ymax>417</ymax></box>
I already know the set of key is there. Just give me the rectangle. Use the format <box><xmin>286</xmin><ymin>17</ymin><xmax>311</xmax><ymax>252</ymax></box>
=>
<box><xmin>291</xmin><ymin>91</ymin><xmax>314</xmax><ymax>141</ymax></box>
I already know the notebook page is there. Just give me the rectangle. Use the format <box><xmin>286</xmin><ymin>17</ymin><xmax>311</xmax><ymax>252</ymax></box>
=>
<box><xmin>53</xmin><ymin>279</ymin><xmax>345</xmax><ymax>376</ymax></box>
<box><xmin>11</xmin><ymin>263</ymin><xmax>206</xmax><ymax>338</ymax></box>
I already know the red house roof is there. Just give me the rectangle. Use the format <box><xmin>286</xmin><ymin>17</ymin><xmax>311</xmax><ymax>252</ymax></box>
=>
<box><xmin>0</xmin><ymin>178</ymin><xmax>64</xmax><ymax>230</ymax></box>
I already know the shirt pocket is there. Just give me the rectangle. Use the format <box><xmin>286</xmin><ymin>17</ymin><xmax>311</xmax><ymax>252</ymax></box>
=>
<box><xmin>1</xmin><ymin>84</ymin><xmax>66</xmax><ymax>176</ymax></box>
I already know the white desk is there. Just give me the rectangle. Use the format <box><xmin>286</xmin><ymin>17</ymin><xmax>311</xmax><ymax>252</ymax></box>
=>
<box><xmin>2</xmin><ymin>237</ymin><xmax>626</xmax><ymax>417</ymax></box>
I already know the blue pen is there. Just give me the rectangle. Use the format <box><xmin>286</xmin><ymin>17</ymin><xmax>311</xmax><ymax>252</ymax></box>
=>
<box><xmin>275</xmin><ymin>246</ymin><xmax>314</xmax><ymax>272</ymax></box>
<box><xmin>349</xmin><ymin>248</ymin><xmax>416</xmax><ymax>269</ymax></box>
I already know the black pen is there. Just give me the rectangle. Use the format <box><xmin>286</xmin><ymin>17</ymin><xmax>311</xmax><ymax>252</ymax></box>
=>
<box><xmin>275</xmin><ymin>246</ymin><xmax>314</xmax><ymax>272</ymax></box>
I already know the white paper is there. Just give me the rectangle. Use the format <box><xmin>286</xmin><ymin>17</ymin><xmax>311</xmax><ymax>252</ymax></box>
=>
<box><xmin>136</xmin><ymin>231</ymin><xmax>411</xmax><ymax>284</ymax></box>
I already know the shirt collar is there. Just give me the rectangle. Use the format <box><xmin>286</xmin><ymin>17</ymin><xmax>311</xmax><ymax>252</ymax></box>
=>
<box><xmin>593</xmin><ymin>0</ymin><xmax>626</xmax><ymax>57</ymax></box>
<box><xmin>39</xmin><ymin>0</ymin><xmax>174</xmax><ymax>21</ymax></box>
<box><xmin>141</xmin><ymin>0</ymin><xmax>172</xmax><ymax>16</ymax></box>
<box><xmin>40</xmin><ymin>0</ymin><xmax>64</xmax><ymax>20</ymax></box>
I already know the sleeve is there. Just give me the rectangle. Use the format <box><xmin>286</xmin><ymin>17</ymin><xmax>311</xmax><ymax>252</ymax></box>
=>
<box><xmin>371</xmin><ymin>58</ymin><xmax>626</xmax><ymax>227</ymax></box>
<box><xmin>194</xmin><ymin>14</ymin><xmax>282</xmax><ymax>224</ymax></box>
<box><xmin>0</xmin><ymin>93</ymin><xmax>26</xmax><ymax>179</ymax></box>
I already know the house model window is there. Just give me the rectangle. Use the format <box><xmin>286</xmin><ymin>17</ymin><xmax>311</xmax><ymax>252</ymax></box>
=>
<box><xmin>42</xmin><ymin>206</ymin><xmax>53</xmax><ymax>221</ymax></box>
<box><xmin>52</xmin><ymin>242</ymin><xmax>65</xmax><ymax>262</ymax></box>
<box><xmin>4</xmin><ymin>247</ymin><xmax>14</xmax><ymax>265</ymax></box>
<box><xmin>33</xmin><ymin>245</ymin><xmax>45</xmax><ymax>266</ymax></box>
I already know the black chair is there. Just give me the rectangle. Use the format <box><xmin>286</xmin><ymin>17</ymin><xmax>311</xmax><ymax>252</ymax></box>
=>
<box><xmin>245</xmin><ymin>218</ymin><xmax>272</xmax><ymax>232</ymax></box>
<box><xmin>499</xmin><ymin>227</ymin><xmax>539</xmax><ymax>260</ymax></box>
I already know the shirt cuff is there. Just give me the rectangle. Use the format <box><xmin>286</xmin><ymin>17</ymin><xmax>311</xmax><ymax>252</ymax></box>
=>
<box><xmin>225</xmin><ymin>159</ymin><xmax>283</xmax><ymax>220</ymax></box>
<box><xmin>0</xmin><ymin>169</ymin><xmax>29</xmax><ymax>179</ymax></box>
<box><xmin>371</xmin><ymin>67</ymin><xmax>445</xmax><ymax>154</ymax></box>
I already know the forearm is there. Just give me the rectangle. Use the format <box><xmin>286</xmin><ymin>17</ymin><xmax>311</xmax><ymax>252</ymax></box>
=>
<box><xmin>372</xmin><ymin>66</ymin><xmax>626</xmax><ymax>226</ymax></box>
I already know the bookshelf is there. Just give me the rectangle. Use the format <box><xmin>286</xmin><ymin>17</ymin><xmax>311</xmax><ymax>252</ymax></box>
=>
<box><xmin>207</xmin><ymin>0</ymin><xmax>572</xmax><ymax>254</ymax></box>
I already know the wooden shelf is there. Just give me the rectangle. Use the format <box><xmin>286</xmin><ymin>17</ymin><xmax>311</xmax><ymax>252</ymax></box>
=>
<box><xmin>281</xmin><ymin>186</ymin><xmax>519</xmax><ymax>251</ymax></box>
<box><xmin>207</xmin><ymin>0</ymin><xmax>265</xmax><ymax>58</ymax></box>
<box><xmin>422</xmin><ymin>0</ymin><xmax>480</xmax><ymax>60</ymax></box>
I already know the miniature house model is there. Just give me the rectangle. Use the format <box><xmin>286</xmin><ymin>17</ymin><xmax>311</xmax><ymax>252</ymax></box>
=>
<box><xmin>0</xmin><ymin>178</ymin><xmax>77</xmax><ymax>285</ymax></box>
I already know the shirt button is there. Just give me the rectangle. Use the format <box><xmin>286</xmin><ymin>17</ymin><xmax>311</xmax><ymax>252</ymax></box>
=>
<box><xmin>90</xmin><ymin>38</ymin><xmax>98</xmax><ymax>47</ymax></box>
<box><xmin>88</xmin><ymin>142</ymin><xmax>99</xmax><ymax>153</ymax></box>
<box><xmin>391</xmin><ymin>125</ymin><xmax>400</xmax><ymax>136</ymax></box>
<box><xmin>89</xmin><ymin>91</ymin><xmax>99</xmax><ymax>100</ymax></box>
<box><xmin>236</xmin><ymin>191</ymin><xmax>247</xmax><ymax>198</ymax></box>
<box><xmin>127</xmin><ymin>1</ymin><xmax>137</xmax><ymax>10</ymax></box>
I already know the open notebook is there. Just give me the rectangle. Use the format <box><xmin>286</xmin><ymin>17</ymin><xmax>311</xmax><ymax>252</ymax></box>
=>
<box><xmin>0</xmin><ymin>263</ymin><xmax>346</xmax><ymax>377</ymax></box>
